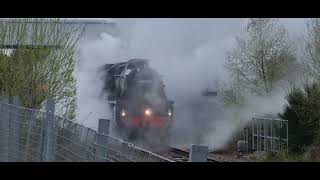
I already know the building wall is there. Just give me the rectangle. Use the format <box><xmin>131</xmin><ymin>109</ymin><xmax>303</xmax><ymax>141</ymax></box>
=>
<box><xmin>0</xmin><ymin>19</ymin><xmax>119</xmax><ymax>46</ymax></box>
<box><xmin>80</xmin><ymin>22</ymin><xmax>119</xmax><ymax>40</ymax></box>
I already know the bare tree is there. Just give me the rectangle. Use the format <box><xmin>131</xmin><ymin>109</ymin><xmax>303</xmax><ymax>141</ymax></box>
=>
<box><xmin>303</xmin><ymin>18</ymin><xmax>320</xmax><ymax>81</ymax></box>
<box><xmin>226</xmin><ymin>18</ymin><xmax>295</xmax><ymax>98</ymax></box>
<box><xmin>0</xmin><ymin>18</ymin><xmax>84</xmax><ymax>119</ymax></box>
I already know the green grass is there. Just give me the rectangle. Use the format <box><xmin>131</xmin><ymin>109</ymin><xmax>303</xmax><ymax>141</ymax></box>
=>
<box><xmin>258</xmin><ymin>150</ymin><xmax>304</xmax><ymax>162</ymax></box>
<box><xmin>258</xmin><ymin>145</ymin><xmax>320</xmax><ymax>162</ymax></box>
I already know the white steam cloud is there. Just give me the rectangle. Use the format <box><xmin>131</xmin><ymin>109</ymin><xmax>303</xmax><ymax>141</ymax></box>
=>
<box><xmin>76</xmin><ymin>33</ymin><xmax>122</xmax><ymax>130</ymax></box>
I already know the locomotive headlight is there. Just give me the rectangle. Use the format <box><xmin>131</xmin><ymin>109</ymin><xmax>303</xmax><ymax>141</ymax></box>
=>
<box><xmin>168</xmin><ymin>109</ymin><xmax>172</xmax><ymax>116</ymax></box>
<box><xmin>121</xmin><ymin>110</ymin><xmax>126</xmax><ymax>117</ymax></box>
<box><xmin>145</xmin><ymin>108</ymin><xmax>152</xmax><ymax>116</ymax></box>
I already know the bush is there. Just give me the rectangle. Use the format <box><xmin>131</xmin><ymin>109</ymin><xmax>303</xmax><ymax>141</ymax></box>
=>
<box><xmin>302</xmin><ymin>145</ymin><xmax>320</xmax><ymax>161</ymax></box>
<box><xmin>258</xmin><ymin>150</ymin><xmax>305</xmax><ymax>162</ymax></box>
<box><xmin>279</xmin><ymin>81</ymin><xmax>320</xmax><ymax>153</ymax></box>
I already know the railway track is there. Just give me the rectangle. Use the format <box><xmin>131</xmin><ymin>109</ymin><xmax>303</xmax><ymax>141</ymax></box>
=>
<box><xmin>158</xmin><ymin>147</ymin><xmax>223</xmax><ymax>162</ymax></box>
<box><xmin>124</xmin><ymin>136</ymin><xmax>228</xmax><ymax>162</ymax></box>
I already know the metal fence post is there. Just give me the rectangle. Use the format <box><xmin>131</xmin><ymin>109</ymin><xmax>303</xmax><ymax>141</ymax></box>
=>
<box><xmin>0</xmin><ymin>97</ymin><xmax>9</xmax><ymax>162</ymax></box>
<box><xmin>189</xmin><ymin>144</ymin><xmax>208</xmax><ymax>162</ymax></box>
<box><xmin>252</xmin><ymin>118</ymin><xmax>255</xmax><ymax>151</ymax></box>
<box><xmin>126</xmin><ymin>143</ymin><xmax>135</xmax><ymax>161</ymax></box>
<box><xmin>271</xmin><ymin>120</ymin><xmax>273</xmax><ymax>152</ymax></box>
<box><xmin>286</xmin><ymin>121</ymin><xmax>288</xmax><ymax>152</ymax></box>
<box><xmin>258</xmin><ymin>119</ymin><xmax>261</xmax><ymax>152</ymax></box>
<box><xmin>9</xmin><ymin>96</ymin><xmax>21</xmax><ymax>161</ymax></box>
<box><xmin>41</xmin><ymin>98</ymin><xmax>55</xmax><ymax>161</ymax></box>
<box><xmin>280</xmin><ymin>121</ymin><xmax>283</xmax><ymax>151</ymax></box>
<box><xmin>246</xmin><ymin>127</ymin><xmax>249</xmax><ymax>153</ymax></box>
<box><xmin>95</xmin><ymin>119</ymin><xmax>110</xmax><ymax>162</ymax></box>
<box><xmin>264</xmin><ymin>119</ymin><xmax>267</xmax><ymax>152</ymax></box>
<box><xmin>25</xmin><ymin>109</ymin><xmax>36</xmax><ymax>161</ymax></box>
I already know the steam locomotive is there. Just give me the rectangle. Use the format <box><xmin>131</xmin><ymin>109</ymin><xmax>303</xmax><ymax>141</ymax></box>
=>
<box><xmin>101</xmin><ymin>59</ymin><xmax>174</xmax><ymax>141</ymax></box>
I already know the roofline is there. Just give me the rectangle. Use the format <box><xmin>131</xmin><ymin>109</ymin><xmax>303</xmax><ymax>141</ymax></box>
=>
<box><xmin>0</xmin><ymin>18</ymin><xmax>116</xmax><ymax>25</ymax></box>
<box><xmin>128</xmin><ymin>59</ymin><xmax>150</xmax><ymax>62</ymax></box>
<box><xmin>0</xmin><ymin>45</ymin><xmax>62</xmax><ymax>49</ymax></box>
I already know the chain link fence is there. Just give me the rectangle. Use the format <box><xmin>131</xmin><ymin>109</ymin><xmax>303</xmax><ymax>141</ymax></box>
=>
<box><xmin>0</xmin><ymin>96</ymin><xmax>172</xmax><ymax>162</ymax></box>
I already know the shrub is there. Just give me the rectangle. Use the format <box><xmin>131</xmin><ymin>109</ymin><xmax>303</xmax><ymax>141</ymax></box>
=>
<box><xmin>279</xmin><ymin>81</ymin><xmax>320</xmax><ymax>153</ymax></box>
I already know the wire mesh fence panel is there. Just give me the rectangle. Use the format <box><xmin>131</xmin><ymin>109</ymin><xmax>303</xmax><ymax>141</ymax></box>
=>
<box><xmin>0</xmin><ymin>102</ymin><xmax>45</xmax><ymax>162</ymax></box>
<box><xmin>248</xmin><ymin>117</ymin><xmax>288</xmax><ymax>153</ymax></box>
<box><xmin>0</xmin><ymin>101</ymin><xmax>9</xmax><ymax>161</ymax></box>
<box><xmin>0</xmin><ymin>99</ymin><xmax>172</xmax><ymax>162</ymax></box>
<box><xmin>52</xmin><ymin>116</ymin><xmax>97</xmax><ymax>162</ymax></box>
<box><xmin>99</xmin><ymin>135</ymin><xmax>173</xmax><ymax>162</ymax></box>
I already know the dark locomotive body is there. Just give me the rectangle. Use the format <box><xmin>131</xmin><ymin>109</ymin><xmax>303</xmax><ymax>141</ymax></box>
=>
<box><xmin>101</xmin><ymin>59</ymin><xmax>174</xmax><ymax>140</ymax></box>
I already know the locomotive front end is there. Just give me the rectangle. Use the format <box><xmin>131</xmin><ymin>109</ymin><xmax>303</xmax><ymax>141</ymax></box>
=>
<box><xmin>103</xmin><ymin>59</ymin><xmax>174</xmax><ymax>141</ymax></box>
<box><xmin>119</xmin><ymin>101</ymin><xmax>174</xmax><ymax>130</ymax></box>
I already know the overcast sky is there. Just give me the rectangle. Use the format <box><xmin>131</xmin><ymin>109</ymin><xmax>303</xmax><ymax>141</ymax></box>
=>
<box><xmin>77</xmin><ymin>18</ymin><xmax>307</xmax><ymax>34</ymax></box>
<box><xmin>113</xmin><ymin>18</ymin><xmax>308</xmax><ymax>35</ymax></box>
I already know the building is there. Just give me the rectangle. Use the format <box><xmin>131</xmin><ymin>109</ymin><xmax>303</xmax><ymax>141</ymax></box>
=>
<box><xmin>0</xmin><ymin>18</ymin><xmax>119</xmax><ymax>49</ymax></box>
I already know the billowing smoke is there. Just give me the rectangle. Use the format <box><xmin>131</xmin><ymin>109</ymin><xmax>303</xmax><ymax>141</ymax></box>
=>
<box><xmin>201</xmin><ymin>90</ymin><xmax>288</xmax><ymax>150</ymax></box>
<box><xmin>113</xmin><ymin>18</ymin><xmax>247</xmax><ymax>149</ymax></box>
<box><xmin>75</xmin><ymin>18</ymin><xmax>306</xmax><ymax>151</ymax></box>
<box><xmin>75</xmin><ymin>32</ymin><xmax>122</xmax><ymax>130</ymax></box>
